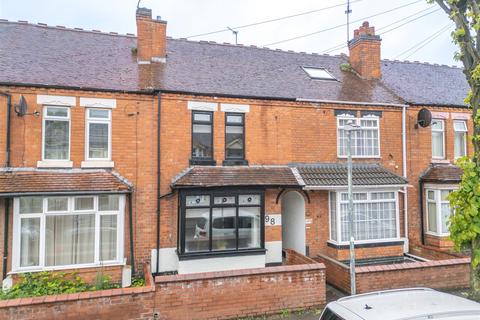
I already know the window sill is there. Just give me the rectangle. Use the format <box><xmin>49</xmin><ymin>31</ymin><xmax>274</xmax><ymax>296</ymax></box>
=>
<box><xmin>222</xmin><ymin>159</ymin><xmax>249</xmax><ymax>166</ymax></box>
<box><xmin>431</xmin><ymin>159</ymin><xmax>450</xmax><ymax>164</ymax></box>
<box><xmin>425</xmin><ymin>232</ymin><xmax>450</xmax><ymax>238</ymax></box>
<box><xmin>189</xmin><ymin>159</ymin><xmax>216</xmax><ymax>166</ymax></box>
<box><xmin>178</xmin><ymin>248</ymin><xmax>266</xmax><ymax>261</ymax></box>
<box><xmin>37</xmin><ymin>160</ymin><xmax>73</xmax><ymax>168</ymax></box>
<box><xmin>81</xmin><ymin>160</ymin><xmax>115</xmax><ymax>168</ymax></box>
<box><xmin>9</xmin><ymin>261</ymin><xmax>125</xmax><ymax>275</ymax></box>
<box><xmin>327</xmin><ymin>239</ymin><xmax>404</xmax><ymax>249</ymax></box>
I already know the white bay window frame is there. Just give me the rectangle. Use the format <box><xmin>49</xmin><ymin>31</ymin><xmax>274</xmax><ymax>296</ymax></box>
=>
<box><xmin>337</xmin><ymin>115</ymin><xmax>380</xmax><ymax>158</ymax></box>
<box><xmin>328</xmin><ymin>190</ymin><xmax>400</xmax><ymax>245</ymax></box>
<box><xmin>12</xmin><ymin>195</ymin><xmax>125</xmax><ymax>272</ymax></box>
<box><xmin>454</xmin><ymin>120</ymin><xmax>468</xmax><ymax>159</ymax></box>
<box><xmin>85</xmin><ymin>108</ymin><xmax>112</xmax><ymax>161</ymax></box>
<box><xmin>425</xmin><ymin>187</ymin><xmax>456</xmax><ymax>237</ymax></box>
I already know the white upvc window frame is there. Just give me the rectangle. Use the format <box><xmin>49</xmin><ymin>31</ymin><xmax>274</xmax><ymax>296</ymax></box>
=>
<box><xmin>328</xmin><ymin>189</ymin><xmax>400</xmax><ymax>245</ymax></box>
<box><xmin>85</xmin><ymin>108</ymin><xmax>112</xmax><ymax>161</ymax></box>
<box><xmin>425</xmin><ymin>187</ymin><xmax>456</xmax><ymax>237</ymax></box>
<box><xmin>453</xmin><ymin>120</ymin><xmax>468</xmax><ymax>159</ymax></box>
<box><xmin>42</xmin><ymin>106</ymin><xmax>71</xmax><ymax>161</ymax></box>
<box><xmin>431</xmin><ymin>119</ymin><xmax>445</xmax><ymax>160</ymax></box>
<box><xmin>12</xmin><ymin>195</ymin><xmax>125</xmax><ymax>273</ymax></box>
<box><xmin>336</xmin><ymin>115</ymin><xmax>381</xmax><ymax>158</ymax></box>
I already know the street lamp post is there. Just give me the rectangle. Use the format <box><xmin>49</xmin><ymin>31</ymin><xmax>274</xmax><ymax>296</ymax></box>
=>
<box><xmin>345</xmin><ymin>120</ymin><xmax>360</xmax><ymax>295</ymax></box>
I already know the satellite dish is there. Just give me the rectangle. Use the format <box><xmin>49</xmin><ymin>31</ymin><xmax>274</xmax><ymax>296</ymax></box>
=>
<box><xmin>14</xmin><ymin>95</ymin><xmax>28</xmax><ymax>116</ymax></box>
<box><xmin>417</xmin><ymin>108</ymin><xmax>432</xmax><ymax>128</ymax></box>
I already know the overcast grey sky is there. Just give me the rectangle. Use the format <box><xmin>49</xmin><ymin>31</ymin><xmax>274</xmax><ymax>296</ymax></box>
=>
<box><xmin>0</xmin><ymin>0</ymin><xmax>460</xmax><ymax>66</ymax></box>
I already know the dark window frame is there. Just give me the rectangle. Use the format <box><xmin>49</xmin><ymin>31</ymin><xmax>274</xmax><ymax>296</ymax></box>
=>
<box><xmin>223</xmin><ymin>113</ymin><xmax>248</xmax><ymax>166</ymax></box>
<box><xmin>190</xmin><ymin>111</ymin><xmax>216</xmax><ymax>165</ymax></box>
<box><xmin>178</xmin><ymin>188</ymin><xmax>265</xmax><ymax>259</ymax></box>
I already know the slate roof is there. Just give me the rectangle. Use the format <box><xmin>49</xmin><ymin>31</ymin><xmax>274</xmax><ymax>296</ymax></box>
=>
<box><xmin>172</xmin><ymin>166</ymin><xmax>300</xmax><ymax>188</ymax></box>
<box><xmin>420</xmin><ymin>164</ymin><xmax>463</xmax><ymax>183</ymax></box>
<box><xmin>0</xmin><ymin>169</ymin><xmax>132</xmax><ymax>195</ymax></box>
<box><xmin>294</xmin><ymin>163</ymin><xmax>408</xmax><ymax>188</ymax></box>
<box><xmin>0</xmin><ymin>20</ymin><xmax>469</xmax><ymax>106</ymax></box>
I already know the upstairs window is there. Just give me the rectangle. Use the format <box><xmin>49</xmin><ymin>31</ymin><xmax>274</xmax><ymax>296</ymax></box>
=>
<box><xmin>337</xmin><ymin>116</ymin><xmax>380</xmax><ymax>157</ymax></box>
<box><xmin>43</xmin><ymin>106</ymin><xmax>70</xmax><ymax>160</ymax></box>
<box><xmin>426</xmin><ymin>189</ymin><xmax>454</xmax><ymax>236</ymax></box>
<box><xmin>454</xmin><ymin>120</ymin><xmax>467</xmax><ymax>159</ymax></box>
<box><xmin>225</xmin><ymin>113</ymin><xmax>245</xmax><ymax>160</ymax></box>
<box><xmin>431</xmin><ymin>119</ymin><xmax>445</xmax><ymax>159</ymax></box>
<box><xmin>86</xmin><ymin>109</ymin><xmax>111</xmax><ymax>160</ymax></box>
<box><xmin>191</xmin><ymin>111</ymin><xmax>213</xmax><ymax>161</ymax></box>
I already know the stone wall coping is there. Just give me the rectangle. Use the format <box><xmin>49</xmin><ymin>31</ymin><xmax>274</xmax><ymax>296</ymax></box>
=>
<box><xmin>155</xmin><ymin>262</ymin><xmax>326</xmax><ymax>284</ymax></box>
<box><xmin>0</xmin><ymin>263</ymin><xmax>155</xmax><ymax>309</ymax></box>
<box><xmin>356</xmin><ymin>258</ymin><xmax>470</xmax><ymax>274</ymax></box>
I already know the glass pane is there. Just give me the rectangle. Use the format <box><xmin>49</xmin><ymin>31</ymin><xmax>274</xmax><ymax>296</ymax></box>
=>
<box><xmin>427</xmin><ymin>202</ymin><xmax>438</xmax><ymax>233</ymax></box>
<box><xmin>192</xmin><ymin>124</ymin><xmax>212</xmax><ymax>158</ymax></box>
<box><xmin>212</xmin><ymin>207</ymin><xmax>237</xmax><ymax>251</ymax></box>
<box><xmin>238</xmin><ymin>207</ymin><xmax>261</xmax><ymax>249</ymax></box>
<box><xmin>239</xmin><ymin>194</ymin><xmax>261</xmax><ymax>205</ymax></box>
<box><xmin>44</xmin><ymin>120</ymin><xmax>69</xmax><ymax>160</ymax></box>
<box><xmin>454</xmin><ymin>120</ymin><xmax>467</xmax><ymax>132</ymax></box>
<box><xmin>20</xmin><ymin>218</ymin><xmax>40</xmax><ymax>267</ymax></box>
<box><xmin>193</xmin><ymin>113</ymin><xmax>211</xmax><ymax>122</ymax></box>
<box><xmin>46</xmin><ymin>107</ymin><xmax>68</xmax><ymax>118</ymax></box>
<box><xmin>186</xmin><ymin>195</ymin><xmax>210</xmax><ymax>207</ymax></box>
<box><xmin>226</xmin><ymin>115</ymin><xmax>243</xmax><ymax>124</ymax></box>
<box><xmin>432</xmin><ymin>131</ymin><xmax>444</xmax><ymax>158</ymax></box>
<box><xmin>100</xmin><ymin>215</ymin><xmax>117</xmax><ymax>261</ymax></box>
<box><xmin>226</xmin><ymin>125</ymin><xmax>244</xmax><ymax>159</ymax></box>
<box><xmin>47</xmin><ymin>197</ymin><xmax>68</xmax><ymax>212</ymax></box>
<box><xmin>74</xmin><ymin>197</ymin><xmax>94</xmax><ymax>211</ymax></box>
<box><xmin>89</xmin><ymin>122</ymin><xmax>109</xmax><ymax>159</ymax></box>
<box><xmin>19</xmin><ymin>197</ymin><xmax>43</xmax><ymax>214</ymax></box>
<box><xmin>89</xmin><ymin>109</ymin><xmax>110</xmax><ymax>119</ymax></box>
<box><xmin>184</xmin><ymin>208</ymin><xmax>209</xmax><ymax>253</ymax></box>
<box><xmin>441</xmin><ymin>190</ymin><xmax>451</xmax><ymax>201</ymax></box>
<box><xmin>330</xmin><ymin>192</ymin><xmax>337</xmax><ymax>241</ymax></box>
<box><xmin>45</xmin><ymin>214</ymin><xmax>95</xmax><ymax>266</ymax></box>
<box><xmin>441</xmin><ymin>203</ymin><xmax>451</xmax><ymax>234</ymax></box>
<box><xmin>214</xmin><ymin>196</ymin><xmax>235</xmax><ymax>205</ymax></box>
<box><xmin>427</xmin><ymin>190</ymin><xmax>435</xmax><ymax>201</ymax></box>
<box><xmin>455</xmin><ymin>132</ymin><xmax>466</xmax><ymax>158</ymax></box>
<box><xmin>99</xmin><ymin>195</ymin><xmax>119</xmax><ymax>211</ymax></box>
<box><xmin>371</xmin><ymin>192</ymin><xmax>395</xmax><ymax>200</ymax></box>
<box><xmin>432</xmin><ymin>120</ymin><xmax>443</xmax><ymax>130</ymax></box>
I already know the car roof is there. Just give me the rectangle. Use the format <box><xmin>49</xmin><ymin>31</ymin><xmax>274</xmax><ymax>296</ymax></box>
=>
<box><xmin>326</xmin><ymin>288</ymin><xmax>480</xmax><ymax>320</ymax></box>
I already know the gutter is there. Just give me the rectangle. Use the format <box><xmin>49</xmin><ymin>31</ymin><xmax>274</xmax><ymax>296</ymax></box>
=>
<box><xmin>0</xmin><ymin>91</ymin><xmax>11</xmax><ymax>280</ymax></box>
<box><xmin>155</xmin><ymin>93</ymin><xmax>161</xmax><ymax>275</ymax></box>
<box><xmin>296</xmin><ymin>98</ymin><xmax>408</xmax><ymax>108</ymax></box>
<box><xmin>303</xmin><ymin>184</ymin><xmax>409</xmax><ymax>190</ymax></box>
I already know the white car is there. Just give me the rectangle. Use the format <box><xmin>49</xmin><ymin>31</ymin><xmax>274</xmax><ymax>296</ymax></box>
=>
<box><xmin>320</xmin><ymin>288</ymin><xmax>480</xmax><ymax>320</ymax></box>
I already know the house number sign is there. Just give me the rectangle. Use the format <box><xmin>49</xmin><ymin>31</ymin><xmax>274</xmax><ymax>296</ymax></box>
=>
<box><xmin>265</xmin><ymin>214</ymin><xmax>281</xmax><ymax>226</ymax></box>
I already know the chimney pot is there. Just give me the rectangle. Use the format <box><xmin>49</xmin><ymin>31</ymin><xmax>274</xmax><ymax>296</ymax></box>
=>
<box><xmin>348</xmin><ymin>21</ymin><xmax>381</xmax><ymax>79</ymax></box>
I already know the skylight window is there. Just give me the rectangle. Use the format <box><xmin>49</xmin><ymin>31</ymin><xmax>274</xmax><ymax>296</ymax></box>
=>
<box><xmin>302</xmin><ymin>67</ymin><xmax>336</xmax><ymax>81</ymax></box>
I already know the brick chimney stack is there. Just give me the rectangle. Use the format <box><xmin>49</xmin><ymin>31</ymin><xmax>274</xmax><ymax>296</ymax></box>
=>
<box><xmin>136</xmin><ymin>7</ymin><xmax>167</xmax><ymax>64</ymax></box>
<box><xmin>348</xmin><ymin>21</ymin><xmax>381</xmax><ymax>79</ymax></box>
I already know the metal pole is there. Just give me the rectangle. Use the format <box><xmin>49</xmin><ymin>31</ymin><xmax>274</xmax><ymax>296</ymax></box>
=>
<box><xmin>347</xmin><ymin>127</ymin><xmax>356</xmax><ymax>295</ymax></box>
<box><xmin>345</xmin><ymin>0</ymin><xmax>352</xmax><ymax>43</ymax></box>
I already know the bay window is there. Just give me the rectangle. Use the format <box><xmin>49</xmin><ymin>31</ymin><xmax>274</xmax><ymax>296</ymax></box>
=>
<box><xmin>431</xmin><ymin>119</ymin><xmax>445</xmax><ymax>159</ymax></box>
<box><xmin>86</xmin><ymin>109</ymin><xmax>111</xmax><ymax>160</ymax></box>
<box><xmin>329</xmin><ymin>191</ymin><xmax>399</xmax><ymax>243</ymax></box>
<box><xmin>337</xmin><ymin>116</ymin><xmax>380</xmax><ymax>157</ymax></box>
<box><xmin>180</xmin><ymin>191</ymin><xmax>263</xmax><ymax>256</ymax></box>
<box><xmin>426</xmin><ymin>189</ymin><xmax>454</xmax><ymax>236</ymax></box>
<box><xmin>43</xmin><ymin>106</ymin><xmax>70</xmax><ymax>160</ymax></box>
<box><xmin>13</xmin><ymin>195</ymin><xmax>124</xmax><ymax>271</ymax></box>
<box><xmin>454</xmin><ymin>120</ymin><xmax>467</xmax><ymax>159</ymax></box>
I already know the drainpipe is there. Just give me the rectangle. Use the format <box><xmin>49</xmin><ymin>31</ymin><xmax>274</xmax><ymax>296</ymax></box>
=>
<box><xmin>419</xmin><ymin>179</ymin><xmax>425</xmax><ymax>245</ymax></box>
<box><xmin>0</xmin><ymin>91</ymin><xmax>12</xmax><ymax>280</ymax></box>
<box><xmin>155</xmin><ymin>92</ymin><xmax>161</xmax><ymax>275</ymax></box>
<box><xmin>128</xmin><ymin>192</ymin><xmax>135</xmax><ymax>275</ymax></box>
<box><xmin>402</xmin><ymin>104</ymin><xmax>409</xmax><ymax>253</ymax></box>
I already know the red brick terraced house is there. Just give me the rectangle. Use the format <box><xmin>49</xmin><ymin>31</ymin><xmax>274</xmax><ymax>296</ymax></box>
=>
<box><xmin>0</xmin><ymin>7</ymin><xmax>473</xmax><ymax>296</ymax></box>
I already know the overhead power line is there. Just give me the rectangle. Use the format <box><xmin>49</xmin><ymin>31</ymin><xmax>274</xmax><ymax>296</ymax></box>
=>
<box><xmin>320</xmin><ymin>6</ymin><xmax>440</xmax><ymax>54</ymax></box>
<box><xmin>396</xmin><ymin>23</ymin><xmax>453</xmax><ymax>59</ymax></box>
<box><xmin>263</xmin><ymin>0</ymin><xmax>426</xmax><ymax>47</ymax></box>
<box><xmin>185</xmin><ymin>0</ymin><xmax>363</xmax><ymax>39</ymax></box>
